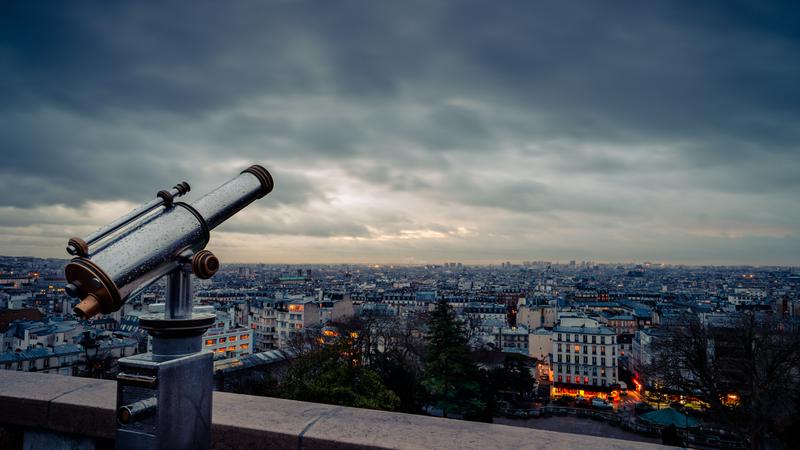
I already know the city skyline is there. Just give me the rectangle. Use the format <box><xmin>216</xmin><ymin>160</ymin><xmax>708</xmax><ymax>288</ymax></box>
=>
<box><xmin>2</xmin><ymin>2</ymin><xmax>799</xmax><ymax>265</ymax></box>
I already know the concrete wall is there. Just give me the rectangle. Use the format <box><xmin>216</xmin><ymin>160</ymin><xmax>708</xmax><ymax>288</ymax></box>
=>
<box><xmin>0</xmin><ymin>370</ymin><xmax>667</xmax><ymax>450</ymax></box>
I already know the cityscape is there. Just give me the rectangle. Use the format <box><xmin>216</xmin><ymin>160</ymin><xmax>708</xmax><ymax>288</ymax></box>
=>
<box><xmin>1</xmin><ymin>255</ymin><xmax>798</xmax><ymax>448</ymax></box>
<box><xmin>2</xmin><ymin>1</ymin><xmax>799</xmax><ymax>450</ymax></box>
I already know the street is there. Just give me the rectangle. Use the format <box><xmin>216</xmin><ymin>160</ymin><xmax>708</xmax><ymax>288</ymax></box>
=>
<box><xmin>615</xmin><ymin>390</ymin><xmax>643</xmax><ymax>413</ymax></box>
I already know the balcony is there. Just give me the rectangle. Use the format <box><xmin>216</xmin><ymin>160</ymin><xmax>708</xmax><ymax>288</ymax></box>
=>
<box><xmin>0</xmin><ymin>371</ymin><xmax>667</xmax><ymax>449</ymax></box>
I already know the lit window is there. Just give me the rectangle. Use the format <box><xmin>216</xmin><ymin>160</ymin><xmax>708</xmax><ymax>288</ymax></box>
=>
<box><xmin>240</xmin><ymin>343</ymin><xmax>249</xmax><ymax>350</ymax></box>
<box><xmin>219</xmin><ymin>337</ymin><xmax>226</xmax><ymax>343</ymax></box>
<box><xmin>229</xmin><ymin>336</ymin><xmax>236</xmax><ymax>341</ymax></box>
<box><xmin>227</xmin><ymin>346</ymin><xmax>236</xmax><ymax>351</ymax></box>
<box><xmin>216</xmin><ymin>348</ymin><xmax>225</xmax><ymax>353</ymax></box>
<box><xmin>240</xmin><ymin>335</ymin><xmax>248</xmax><ymax>340</ymax></box>
<box><xmin>205</xmin><ymin>339</ymin><xmax>215</xmax><ymax>346</ymax></box>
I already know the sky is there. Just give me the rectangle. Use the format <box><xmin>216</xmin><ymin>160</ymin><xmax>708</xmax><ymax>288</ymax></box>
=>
<box><xmin>1</xmin><ymin>1</ymin><xmax>799</xmax><ymax>265</ymax></box>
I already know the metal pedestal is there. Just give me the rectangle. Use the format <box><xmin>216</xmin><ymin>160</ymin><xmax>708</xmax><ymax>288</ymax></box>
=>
<box><xmin>115</xmin><ymin>264</ymin><xmax>214</xmax><ymax>450</ymax></box>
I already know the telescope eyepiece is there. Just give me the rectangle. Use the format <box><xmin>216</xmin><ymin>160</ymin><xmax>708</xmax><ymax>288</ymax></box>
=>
<box><xmin>74</xmin><ymin>293</ymin><xmax>103</xmax><ymax>319</ymax></box>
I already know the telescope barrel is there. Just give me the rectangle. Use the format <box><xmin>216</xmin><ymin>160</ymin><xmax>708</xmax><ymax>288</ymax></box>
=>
<box><xmin>67</xmin><ymin>182</ymin><xmax>191</xmax><ymax>257</ymax></box>
<box><xmin>66</xmin><ymin>165</ymin><xmax>273</xmax><ymax>319</ymax></box>
<box><xmin>193</xmin><ymin>165</ymin><xmax>273</xmax><ymax>230</ymax></box>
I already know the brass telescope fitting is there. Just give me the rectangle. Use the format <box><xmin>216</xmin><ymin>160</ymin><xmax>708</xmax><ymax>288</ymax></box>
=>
<box><xmin>74</xmin><ymin>293</ymin><xmax>103</xmax><ymax>319</ymax></box>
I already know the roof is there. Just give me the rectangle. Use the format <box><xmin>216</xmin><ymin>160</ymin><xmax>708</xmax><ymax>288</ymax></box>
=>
<box><xmin>640</xmin><ymin>408</ymin><xmax>700</xmax><ymax>428</ymax></box>
<box><xmin>554</xmin><ymin>325</ymin><xmax>615</xmax><ymax>335</ymax></box>
<box><xmin>608</xmin><ymin>315</ymin><xmax>635</xmax><ymax>321</ymax></box>
<box><xmin>0</xmin><ymin>343</ymin><xmax>82</xmax><ymax>363</ymax></box>
<box><xmin>0</xmin><ymin>308</ymin><xmax>43</xmax><ymax>331</ymax></box>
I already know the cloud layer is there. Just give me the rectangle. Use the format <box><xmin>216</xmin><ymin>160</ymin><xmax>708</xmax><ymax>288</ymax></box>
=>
<box><xmin>1</xmin><ymin>1</ymin><xmax>799</xmax><ymax>264</ymax></box>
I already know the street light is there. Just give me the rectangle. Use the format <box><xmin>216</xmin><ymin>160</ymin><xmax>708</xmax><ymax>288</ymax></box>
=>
<box><xmin>79</xmin><ymin>331</ymin><xmax>101</xmax><ymax>378</ymax></box>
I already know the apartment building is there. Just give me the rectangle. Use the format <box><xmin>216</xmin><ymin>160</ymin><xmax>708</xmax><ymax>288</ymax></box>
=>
<box><xmin>551</xmin><ymin>317</ymin><xmax>619</xmax><ymax>398</ymax></box>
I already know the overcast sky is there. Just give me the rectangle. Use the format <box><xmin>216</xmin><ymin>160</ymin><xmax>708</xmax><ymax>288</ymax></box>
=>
<box><xmin>1</xmin><ymin>1</ymin><xmax>799</xmax><ymax>265</ymax></box>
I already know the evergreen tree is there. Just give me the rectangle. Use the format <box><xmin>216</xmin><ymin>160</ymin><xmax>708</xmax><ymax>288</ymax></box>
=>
<box><xmin>421</xmin><ymin>299</ymin><xmax>485</xmax><ymax>418</ymax></box>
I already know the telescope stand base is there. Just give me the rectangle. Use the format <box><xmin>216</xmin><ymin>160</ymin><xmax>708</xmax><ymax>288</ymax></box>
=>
<box><xmin>115</xmin><ymin>317</ymin><xmax>213</xmax><ymax>450</ymax></box>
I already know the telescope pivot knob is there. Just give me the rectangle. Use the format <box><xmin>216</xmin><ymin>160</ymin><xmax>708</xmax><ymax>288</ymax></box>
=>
<box><xmin>67</xmin><ymin>237</ymin><xmax>89</xmax><ymax>257</ymax></box>
<box><xmin>191</xmin><ymin>250</ymin><xmax>219</xmax><ymax>279</ymax></box>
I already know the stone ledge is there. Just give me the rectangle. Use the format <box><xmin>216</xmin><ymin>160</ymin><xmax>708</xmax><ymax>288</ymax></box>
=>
<box><xmin>0</xmin><ymin>371</ymin><xmax>668</xmax><ymax>449</ymax></box>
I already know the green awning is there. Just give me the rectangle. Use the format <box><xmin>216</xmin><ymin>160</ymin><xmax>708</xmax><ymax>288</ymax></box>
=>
<box><xmin>640</xmin><ymin>407</ymin><xmax>700</xmax><ymax>428</ymax></box>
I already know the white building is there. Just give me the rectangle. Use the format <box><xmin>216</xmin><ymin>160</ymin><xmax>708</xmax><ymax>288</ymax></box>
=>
<box><xmin>203</xmin><ymin>309</ymin><xmax>253</xmax><ymax>361</ymax></box>
<box><xmin>528</xmin><ymin>328</ymin><xmax>553</xmax><ymax>361</ymax></box>
<box><xmin>551</xmin><ymin>317</ymin><xmax>619</xmax><ymax>398</ymax></box>
<box><xmin>493</xmin><ymin>326</ymin><xmax>529</xmax><ymax>354</ymax></box>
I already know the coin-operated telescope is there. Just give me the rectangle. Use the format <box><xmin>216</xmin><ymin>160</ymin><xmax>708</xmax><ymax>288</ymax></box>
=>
<box><xmin>64</xmin><ymin>165</ymin><xmax>273</xmax><ymax>450</ymax></box>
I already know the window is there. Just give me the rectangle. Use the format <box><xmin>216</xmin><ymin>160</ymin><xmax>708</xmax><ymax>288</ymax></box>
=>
<box><xmin>583</xmin><ymin>345</ymin><xmax>587</xmax><ymax>353</ymax></box>
<box><xmin>216</xmin><ymin>348</ymin><xmax>225</xmax><ymax>353</ymax></box>
<box><xmin>601</xmin><ymin>358</ymin><xmax>606</xmax><ymax>366</ymax></box>
<box><xmin>592</xmin><ymin>357</ymin><xmax>597</xmax><ymax>365</ymax></box>
<box><xmin>227</xmin><ymin>346</ymin><xmax>236</xmax><ymax>352</ymax></box>
<box><xmin>592</xmin><ymin>345</ymin><xmax>596</xmax><ymax>354</ymax></box>
<box><xmin>567</xmin><ymin>376</ymin><xmax>571</xmax><ymax>383</ymax></box>
<box><xmin>240</xmin><ymin>343</ymin><xmax>249</xmax><ymax>350</ymax></box>
<box><xmin>567</xmin><ymin>355</ymin><xmax>571</xmax><ymax>363</ymax></box>
<box><xmin>240</xmin><ymin>335</ymin><xmax>248</xmax><ymax>340</ymax></box>
<box><xmin>17</xmin><ymin>362</ymin><xmax>22</xmax><ymax>370</ymax></box>
<box><xmin>558</xmin><ymin>333</ymin><xmax>562</xmax><ymax>341</ymax></box>
<box><xmin>582</xmin><ymin>335</ymin><xmax>587</xmax><ymax>343</ymax></box>
<box><xmin>583</xmin><ymin>356</ymin><xmax>588</xmax><ymax>364</ymax></box>
<box><xmin>219</xmin><ymin>337</ymin><xmax>226</xmax><ymax>343</ymax></box>
<box><xmin>43</xmin><ymin>359</ymin><xmax>49</xmax><ymax>368</ymax></box>
<box><xmin>574</xmin><ymin>345</ymin><xmax>580</xmax><ymax>353</ymax></box>
<box><xmin>601</xmin><ymin>336</ymin><xmax>606</xmax><ymax>344</ymax></box>
<box><xmin>205</xmin><ymin>339</ymin><xmax>216</xmax><ymax>346</ymax></box>
<box><xmin>557</xmin><ymin>343</ymin><xmax>562</xmax><ymax>352</ymax></box>
<box><xmin>558</xmin><ymin>375</ymin><xmax>563</xmax><ymax>382</ymax></box>
<box><xmin>601</xmin><ymin>346</ymin><xmax>606</xmax><ymax>355</ymax></box>
<box><xmin>591</xmin><ymin>336</ymin><xmax>596</xmax><ymax>343</ymax></box>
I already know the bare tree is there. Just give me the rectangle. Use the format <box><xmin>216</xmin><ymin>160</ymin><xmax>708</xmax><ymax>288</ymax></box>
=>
<box><xmin>647</xmin><ymin>312</ymin><xmax>800</xmax><ymax>450</ymax></box>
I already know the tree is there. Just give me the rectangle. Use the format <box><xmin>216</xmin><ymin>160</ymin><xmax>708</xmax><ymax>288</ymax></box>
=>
<box><xmin>490</xmin><ymin>353</ymin><xmax>535</xmax><ymax>400</ymax></box>
<box><xmin>278</xmin><ymin>328</ymin><xmax>400</xmax><ymax>411</ymax></box>
<box><xmin>421</xmin><ymin>299</ymin><xmax>485</xmax><ymax>419</ymax></box>
<box><xmin>647</xmin><ymin>313</ymin><xmax>800</xmax><ymax>450</ymax></box>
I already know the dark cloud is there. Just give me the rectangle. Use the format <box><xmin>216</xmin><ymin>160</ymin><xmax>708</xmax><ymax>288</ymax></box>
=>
<box><xmin>1</xmin><ymin>1</ymin><xmax>798</xmax><ymax>263</ymax></box>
